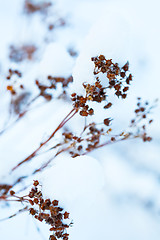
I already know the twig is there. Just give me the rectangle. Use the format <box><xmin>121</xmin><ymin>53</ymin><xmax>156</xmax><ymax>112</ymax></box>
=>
<box><xmin>11</xmin><ymin>108</ymin><xmax>78</xmax><ymax>171</ymax></box>
<box><xmin>0</xmin><ymin>207</ymin><xmax>28</xmax><ymax>222</ymax></box>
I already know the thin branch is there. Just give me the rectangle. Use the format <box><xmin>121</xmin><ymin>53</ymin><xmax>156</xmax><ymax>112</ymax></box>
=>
<box><xmin>11</xmin><ymin>108</ymin><xmax>78</xmax><ymax>171</ymax></box>
<box><xmin>0</xmin><ymin>207</ymin><xmax>28</xmax><ymax>222</ymax></box>
<box><xmin>0</xmin><ymin>94</ymin><xmax>39</xmax><ymax>136</ymax></box>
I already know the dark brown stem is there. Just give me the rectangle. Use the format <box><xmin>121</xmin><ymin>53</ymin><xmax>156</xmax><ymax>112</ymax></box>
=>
<box><xmin>11</xmin><ymin>108</ymin><xmax>78</xmax><ymax>171</ymax></box>
<box><xmin>82</xmin><ymin>134</ymin><xmax>134</xmax><ymax>155</ymax></box>
<box><xmin>0</xmin><ymin>207</ymin><xmax>28</xmax><ymax>222</ymax></box>
<box><xmin>33</xmin><ymin>145</ymin><xmax>73</xmax><ymax>174</ymax></box>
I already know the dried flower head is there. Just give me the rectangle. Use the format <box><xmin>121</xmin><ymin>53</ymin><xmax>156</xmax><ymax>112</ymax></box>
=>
<box><xmin>9</xmin><ymin>44</ymin><xmax>37</xmax><ymax>62</ymax></box>
<box><xmin>24</xmin><ymin>0</ymin><xmax>52</xmax><ymax>15</ymax></box>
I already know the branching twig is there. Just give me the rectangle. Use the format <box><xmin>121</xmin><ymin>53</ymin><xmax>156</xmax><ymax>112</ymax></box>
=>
<box><xmin>11</xmin><ymin>108</ymin><xmax>78</xmax><ymax>171</ymax></box>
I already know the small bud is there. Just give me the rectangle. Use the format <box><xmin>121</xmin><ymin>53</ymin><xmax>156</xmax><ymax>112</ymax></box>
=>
<box><xmin>104</xmin><ymin>118</ymin><xmax>112</xmax><ymax>126</ymax></box>
<box><xmin>10</xmin><ymin>190</ymin><xmax>15</xmax><ymax>196</ymax></box>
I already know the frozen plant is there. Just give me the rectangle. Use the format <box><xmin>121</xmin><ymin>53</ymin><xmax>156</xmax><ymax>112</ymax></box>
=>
<box><xmin>0</xmin><ymin>54</ymin><xmax>156</xmax><ymax>239</ymax></box>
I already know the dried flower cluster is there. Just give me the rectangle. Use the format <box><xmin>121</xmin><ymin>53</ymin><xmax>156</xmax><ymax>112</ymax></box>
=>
<box><xmin>6</xmin><ymin>68</ymin><xmax>23</xmax><ymax>95</ymax></box>
<box><xmin>61</xmin><ymin>123</ymin><xmax>108</xmax><ymax>157</ymax></box>
<box><xmin>47</xmin><ymin>76</ymin><xmax>73</xmax><ymax>88</ymax></box>
<box><xmin>6</xmin><ymin>68</ymin><xmax>22</xmax><ymax>80</ymax></box>
<box><xmin>24</xmin><ymin>0</ymin><xmax>52</xmax><ymax>15</ymax></box>
<box><xmin>24</xmin><ymin>0</ymin><xmax>66</xmax><ymax>35</ymax></box>
<box><xmin>71</xmin><ymin>92</ymin><xmax>94</xmax><ymax>117</ymax></box>
<box><xmin>48</xmin><ymin>18</ymin><xmax>66</xmax><ymax>31</ymax></box>
<box><xmin>3</xmin><ymin>181</ymin><xmax>71</xmax><ymax>240</ymax></box>
<box><xmin>4</xmin><ymin>68</ymin><xmax>31</xmax><ymax>116</ymax></box>
<box><xmin>2</xmin><ymin>72</ymin><xmax>73</xmax><ymax>135</ymax></box>
<box><xmin>71</xmin><ymin>55</ymin><xmax>133</xmax><ymax>118</ymax></box>
<box><xmin>130</xmin><ymin>97</ymin><xmax>156</xmax><ymax>142</ymax></box>
<box><xmin>92</xmin><ymin>55</ymin><xmax>132</xmax><ymax>98</ymax></box>
<box><xmin>35</xmin><ymin>75</ymin><xmax>73</xmax><ymax>101</ymax></box>
<box><xmin>29</xmin><ymin>181</ymin><xmax>70</xmax><ymax>240</ymax></box>
<box><xmin>9</xmin><ymin>44</ymin><xmax>37</xmax><ymax>63</ymax></box>
<box><xmin>71</xmin><ymin>77</ymin><xmax>108</xmax><ymax>116</ymax></box>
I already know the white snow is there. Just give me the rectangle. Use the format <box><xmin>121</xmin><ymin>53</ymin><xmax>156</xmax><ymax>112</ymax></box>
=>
<box><xmin>40</xmin><ymin>154</ymin><xmax>105</xmax><ymax>202</ymax></box>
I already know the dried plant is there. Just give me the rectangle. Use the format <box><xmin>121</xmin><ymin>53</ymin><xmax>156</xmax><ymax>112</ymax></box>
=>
<box><xmin>1</xmin><ymin>181</ymin><xmax>71</xmax><ymax>240</ymax></box>
<box><xmin>24</xmin><ymin>0</ymin><xmax>52</xmax><ymax>15</ymax></box>
<box><xmin>2</xmin><ymin>55</ymin><xmax>153</xmax><ymax>174</ymax></box>
<box><xmin>9</xmin><ymin>44</ymin><xmax>37</xmax><ymax>62</ymax></box>
<box><xmin>0</xmin><ymin>54</ymin><xmax>156</xmax><ymax>239</ymax></box>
